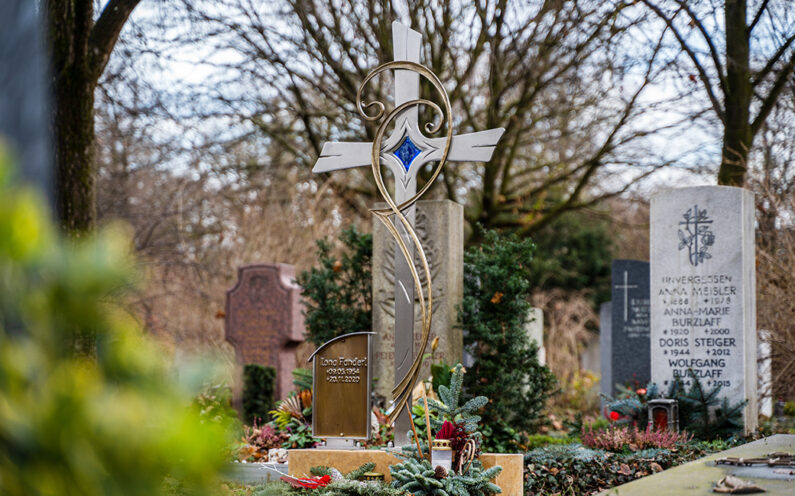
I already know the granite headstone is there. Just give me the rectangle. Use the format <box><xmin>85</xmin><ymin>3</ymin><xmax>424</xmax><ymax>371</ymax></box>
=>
<box><xmin>225</xmin><ymin>263</ymin><xmax>306</xmax><ymax>401</ymax></box>
<box><xmin>650</xmin><ymin>186</ymin><xmax>757</xmax><ymax>433</ymax></box>
<box><xmin>610</xmin><ymin>260</ymin><xmax>651</xmax><ymax>394</ymax></box>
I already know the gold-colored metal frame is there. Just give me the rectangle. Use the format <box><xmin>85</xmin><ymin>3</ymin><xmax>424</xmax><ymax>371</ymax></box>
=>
<box><xmin>356</xmin><ymin>60</ymin><xmax>453</xmax><ymax>425</ymax></box>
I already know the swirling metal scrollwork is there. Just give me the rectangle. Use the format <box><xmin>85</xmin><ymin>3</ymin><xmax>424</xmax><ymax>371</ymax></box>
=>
<box><xmin>356</xmin><ymin>60</ymin><xmax>452</xmax><ymax>425</ymax></box>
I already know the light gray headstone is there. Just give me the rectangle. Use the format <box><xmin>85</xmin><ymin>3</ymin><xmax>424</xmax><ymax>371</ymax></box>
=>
<box><xmin>650</xmin><ymin>186</ymin><xmax>757</xmax><ymax>434</ymax></box>
<box><xmin>526</xmin><ymin>307</ymin><xmax>545</xmax><ymax>365</ymax></box>
<box><xmin>599</xmin><ymin>302</ymin><xmax>612</xmax><ymax>404</ymax></box>
<box><xmin>371</xmin><ymin>200</ymin><xmax>463</xmax><ymax>401</ymax></box>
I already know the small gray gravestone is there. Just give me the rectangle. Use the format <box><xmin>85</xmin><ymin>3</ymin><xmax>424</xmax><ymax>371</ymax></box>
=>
<box><xmin>650</xmin><ymin>186</ymin><xmax>757</xmax><ymax>434</ymax></box>
<box><xmin>526</xmin><ymin>308</ymin><xmax>545</xmax><ymax>365</ymax></box>
<box><xmin>599</xmin><ymin>302</ymin><xmax>612</xmax><ymax>405</ymax></box>
<box><xmin>609</xmin><ymin>260</ymin><xmax>651</xmax><ymax>394</ymax></box>
<box><xmin>225</xmin><ymin>264</ymin><xmax>306</xmax><ymax>401</ymax></box>
<box><xmin>371</xmin><ymin>200</ymin><xmax>464</xmax><ymax>402</ymax></box>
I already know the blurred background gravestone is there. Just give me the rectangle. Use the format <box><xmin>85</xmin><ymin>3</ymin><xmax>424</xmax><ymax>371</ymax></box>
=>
<box><xmin>525</xmin><ymin>307</ymin><xmax>546</xmax><ymax>365</ymax></box>
<box><xmin>599</xmin><ymin>301</ymin><xmax>612</xmax><ymax>408</ymax></box>
<box><xmin>226</xmin><ymin>263</ymin><xmax>306</xmax><ymax>401</ymax></box>
<box><xmin>609</xmin><ymin>259</ymin><xmax>650</xmax><ymax>395</ymax></box>
<box><xmin>0</xmin><ymin>1</ymin><xmax>52</xmax><ymax>202</ymax></box>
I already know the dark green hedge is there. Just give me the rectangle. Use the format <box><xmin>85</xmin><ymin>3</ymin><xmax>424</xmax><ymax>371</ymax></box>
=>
<box><xmin>242</xmin><ymin>364</ymin><xmax>276</xmax><ymax>425</ymax></box>
<box><xmin>523</xmin><ymin>442</ymin><xmax>722</xmax><ymax>495</ymax></box>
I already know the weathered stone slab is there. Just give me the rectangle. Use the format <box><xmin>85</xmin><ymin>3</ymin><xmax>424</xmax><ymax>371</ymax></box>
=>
<box><xmin>599</xmin><ymin>435</ymin><xmax>795</xmax><ymax>496</ymax></box>
<box><xmin>610</xmin><ymin>259</ymin><xmax>650</xmax><ymax>394</ymax></box>
<box><xmin>371</xmin><ymin>200</ymin><xmax>464</xmax><ymax>401</ymax></box>
<box><xmin>225</xmin><ymin>263</ymin><xmax>305</xmax><ymax>401</ymax></box>
<box><xmin>650</xmin><ymin>186</ymin><xmax>757</xmax><ymax>433</ymax></box>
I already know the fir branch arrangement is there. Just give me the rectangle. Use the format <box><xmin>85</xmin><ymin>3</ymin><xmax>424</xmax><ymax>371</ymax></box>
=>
<box><xmin>425</xmin><ymin>364</ymin><xmax>487</xmax><ymax>436</ymax></box>
<box><xmin>389</xmin><ymin>458</ymin><xmax>502</xmax><ymax>496</ymax></box>
<box><xmin>389</xmin><ymin>364</ymin><xmax>503</xmax><ymax>495</ymax></box>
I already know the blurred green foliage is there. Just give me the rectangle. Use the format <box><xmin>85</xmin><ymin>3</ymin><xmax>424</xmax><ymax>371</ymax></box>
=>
<box><xmin>0</xmin><ymin>146</ymin><xmax>232</xmax><ymax>495</ymax></box>
<box><xmin>527</xmin><ymin>212</ymin><xmax>613</xmax><ymax>305</ymax></box>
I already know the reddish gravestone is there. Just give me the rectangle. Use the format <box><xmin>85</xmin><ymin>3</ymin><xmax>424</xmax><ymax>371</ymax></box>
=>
<box><xmin>225</xmin><ymin>263</ymin><xmax>305</xmax><ymax>401</ymax></box>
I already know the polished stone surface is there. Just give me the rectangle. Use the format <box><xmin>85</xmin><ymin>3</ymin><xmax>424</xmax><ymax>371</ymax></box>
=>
<box><xmin>609</xmin><ymin>259</ymin><xmax>650</xmax><ymax>395</ymax></box>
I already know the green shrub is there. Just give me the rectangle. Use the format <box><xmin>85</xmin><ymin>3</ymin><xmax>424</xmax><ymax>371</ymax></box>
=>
<box><xmin>784</xmin><ymin>401</ymin><xmax>795</xmax><ymax>416</ymax></box>
<box><xmin>460</xmin><ymin>228</ymin><xmax>557</xmax><ymax>448</ymax></box>
<box><xmin>297</xmin><ymin>226</ymin><xmax>372</xmax><ymax>346</ymax></box>
<box><xmin>0</xmin><ymin>147</ymin><xmax>231</xmax><ymax>495</ymax></box>
<box><xmin>243</xmin><ymin>364</ymin><xmax>276</xmax><ymax>425</ymax></box>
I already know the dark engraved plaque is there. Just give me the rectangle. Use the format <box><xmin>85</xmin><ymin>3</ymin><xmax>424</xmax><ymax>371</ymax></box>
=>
<box><xmin>309</xmin><ymin>332</ymin><xmax>373</xmax><ymax>439</ymax></box>
<box><xmin>610</xmin><ymin>259</ymin><xmax>651</xmax><ymax>394</ymax></box>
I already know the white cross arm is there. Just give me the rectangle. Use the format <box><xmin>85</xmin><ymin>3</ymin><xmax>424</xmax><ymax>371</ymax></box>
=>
<box><xmin>311</xmin><ymin>127</ymin><xmax>505</xmax><ymax>174</ymax></box>
<box><xmin>312</xmin><ymin>142</ymin><xmax>372</xmax><ymax>173</ymax></box>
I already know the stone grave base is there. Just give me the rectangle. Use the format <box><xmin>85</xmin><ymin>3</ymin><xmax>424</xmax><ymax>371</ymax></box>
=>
<box><xmin>224</xmin><ymin>462</ymin><xmax>288</xmax><ymax>485</ymax></box>
<box><xmin>288</xmin><ymin>449</ymin><xmax>523</xmax><ymax>495</ymax></box>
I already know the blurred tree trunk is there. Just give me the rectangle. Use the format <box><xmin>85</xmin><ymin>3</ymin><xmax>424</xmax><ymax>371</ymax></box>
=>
<box><xmin>47</xmin><ymin>0</ymin><xmax>140</xmax><ymax>234</ymax></box>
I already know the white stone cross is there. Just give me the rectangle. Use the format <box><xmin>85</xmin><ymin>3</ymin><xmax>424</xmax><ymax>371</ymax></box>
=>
<box><xmin>312</xmin><ymin>22</ymin><xmax>504</xmax><ymax>445</ymax></box>
<box><xmin>614</xmin><ymin>270</ymin><xmax>638</xmax><ymax>322</ymax></box>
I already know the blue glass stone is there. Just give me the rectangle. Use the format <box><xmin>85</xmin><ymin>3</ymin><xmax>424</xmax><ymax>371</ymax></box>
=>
<box><xmin>393</xmin><ymin>136</ymin><xmax>422</xmax><ymax>172</ymax></box>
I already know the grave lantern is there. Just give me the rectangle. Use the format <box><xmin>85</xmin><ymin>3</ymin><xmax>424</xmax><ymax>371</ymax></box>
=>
<box><xmin>431</xmin><ymin>439</ymin><xmax>453</xmax><ymax>473</ymax></box>
<box><xmin>647</xmin><ymin>399</ymin><xmax>678</xmax><ymax>431</ymax></box>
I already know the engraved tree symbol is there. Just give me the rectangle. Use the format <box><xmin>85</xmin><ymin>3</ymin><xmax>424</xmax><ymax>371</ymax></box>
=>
<box><xmin>678</xmin><ymin>205</ymin><xmax>715</xmax><ymax>266</ymax></box>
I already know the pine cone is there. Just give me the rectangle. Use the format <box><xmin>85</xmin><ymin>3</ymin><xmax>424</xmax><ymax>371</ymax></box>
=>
<box><xmin>434</xmin><ymin>465</ymin><xmax>448</xmax><ymax>479</ymax></box>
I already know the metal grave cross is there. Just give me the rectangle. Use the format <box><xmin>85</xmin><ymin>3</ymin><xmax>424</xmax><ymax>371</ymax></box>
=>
<box><xmin>614</xmin><ymin>270</ymin><xmax>638</xmax><ymax>323</ymax></box>
<box><xmin>312</xmin><ymin>22</ymin><xmax>504</xmax><ymax>445</ymax></box>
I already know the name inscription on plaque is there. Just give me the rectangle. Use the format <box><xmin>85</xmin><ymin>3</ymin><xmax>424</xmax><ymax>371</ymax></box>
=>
<box><xmin>319</xmin><ymin>356</ymin><xmax>367</xmax><ymax>383</ymax></box>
